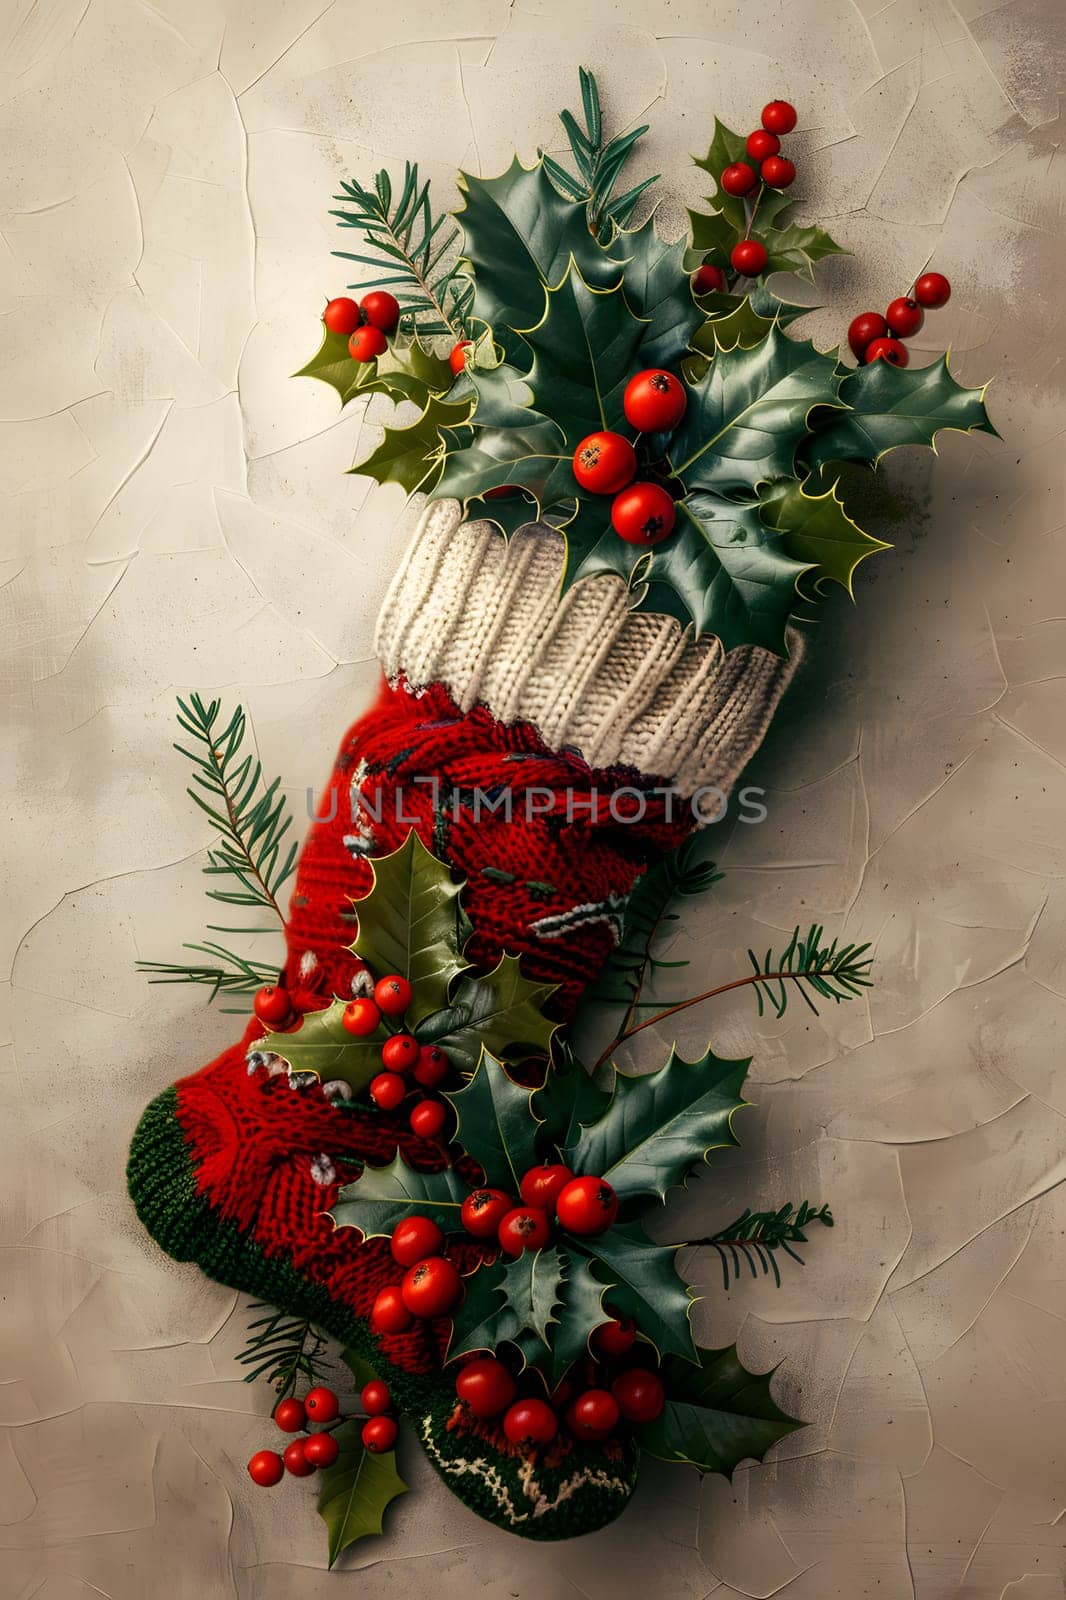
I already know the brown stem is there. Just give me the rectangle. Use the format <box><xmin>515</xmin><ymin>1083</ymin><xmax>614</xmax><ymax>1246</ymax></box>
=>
<box><xmin>592</xmin><ymin>967</ymin><xmax>803</xmax><ymax>1071</ymax></box>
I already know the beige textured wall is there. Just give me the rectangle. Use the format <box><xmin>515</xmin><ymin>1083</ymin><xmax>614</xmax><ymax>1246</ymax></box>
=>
<box><xmin>3</xmin><ymin>1</ymin><xmax>1064</xmax><ymax>1596</ymax></box>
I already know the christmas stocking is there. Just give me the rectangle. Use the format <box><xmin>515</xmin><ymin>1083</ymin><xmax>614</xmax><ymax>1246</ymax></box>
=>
<box><xmin>128</xmin><ymin>496</ymin><xmax>798</xmax><ymax>1539</ymax></box>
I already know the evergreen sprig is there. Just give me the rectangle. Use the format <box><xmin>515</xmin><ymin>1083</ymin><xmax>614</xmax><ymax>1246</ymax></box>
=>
<box><xmin>747</xmin><ymin>924</ymin><xmax>873</xmax><ymax>1018</ymax></box>
<box><xmin>237</xmin><ymin>1302</ymin><xmax>331</xmax><ymax>1397</ymax></box>
<box><xmin>331</xmin><ymin>164</ymin><xmax>473</xmax><ymax>338</ymax></box>
<box><xmin>697</xmin><ymin>1201</ymin><xmax>834</xmax><ymax>1289</ymax></box>
<box><xmin>540</xmin><ymin>67</ymin><xmax>659</xmax><ymax>241</ymax></box>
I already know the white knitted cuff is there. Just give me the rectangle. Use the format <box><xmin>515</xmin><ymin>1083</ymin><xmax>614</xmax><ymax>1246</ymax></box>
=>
<box><xmin>375</xmin><ymin>498</ymin><xmax>800</xmax><ymax>800</ymax></box>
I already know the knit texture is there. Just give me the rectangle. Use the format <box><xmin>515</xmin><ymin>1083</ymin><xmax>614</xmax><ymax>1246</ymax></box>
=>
<box><xmin>376</xmin><ymin>498</ymin><xmax>800</xmax><ymax>798</ymax></box>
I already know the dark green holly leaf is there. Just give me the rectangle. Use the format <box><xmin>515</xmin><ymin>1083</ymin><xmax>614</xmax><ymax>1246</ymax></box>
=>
<box><xmin>805</xmin><ymin>354</ymin><xmax>998</xmax><ymax>472</ymax></box>
<box><xmin>463</xmin><ymin>361</ymin><xmax>547</xmax><ymax>434</ymax></box>
<box><xmin>687</xmin><ymin>205</ymin><xmax>743</xmax><ymax>265</ymax></box>
<box><xmin>764</xmin><ymin>222</ymin><xmax>847</xmax><ymax>285</ymax></box>
<box><xmin>434</xmin><ymin>418</ymin><xmax>575</xmax><ymax>517</ymax></box>
<box><xmin>348</xmin><ymin>831</ymin><xmax>469</xmax><ymax>1027</ymax></box>
<box><xmin>521</xmin><ymin>264</ymin><xmax>647</xmax><ymax>445</ymax></box>
<box><xmin>691</xmin><ymin>119</ymin><xmax>748</xmax><ymax>234</ymax></box>
<box><xmin>316</xmin><ymin>1419</ymin><xmax>409</xmax><ymax>1567</ymax></box>
<box><xmin>260</xmin><ymin>1000</ymin><xmax>381</xmax><ymax>1091</ymax></box>
<box><xmin>759</xmin><ymin>475</ymin><xmax>890</xmax><ymax>596</ymax></box>
<box><xmin>414</xmin><ymin>954</ymin><xmax>559</xmax><ymax>1074</ymax></box>
<box><xmin>533</xmin><ymin>1045</ymin><xmax>611</xmax><ymax>1150</ymax></box>
<box><xmin>640</xmin><ymin>1344</ymin><xmax>802</xmax><ymax>1475</ymax></box>
<box><xmin>447</xmin><ymin>1249</ymin><xmax>563</xmax><ymax>1363</ymax></box>
<box><xmin>466</xmin><ymin>488</ymin><xmax>542</xmax><ymax>539</ymax></box>
<box><xmin>352</xmin><ymin>392</ymin><xmax>475</xmax><ymax>494</ymax></box>
<box><xmin>443</xmin><ymin>1050</ymin><xmax>539</xmax><ymax>1192</ymax></box>
<box><xmin>614</xmin><ymin>215</ymin><xmax>705</xmax><ymax>368</ymax></box>
<box><xmin>564</xmin><ymin>1044</ymin><xmax>750</xmax><ymax>1204</ymax></box>
<box><xmin>542</xmin><ymin>1247</ymin><xmax>608</xmax><ymax>1387</ymax></box>
<box><xmin>576</xmin><ymin>1221</ymin><xmax>696</xmax><ymax>1361</ymax></box>
<box><xmin>330</xmin><ymin>1155</ymin><xmax>469</xmax><ymax>1238</ymax></box>
<box><xmin>670</xmin><ymin>325</ymin><xmax>842</xmax><ymax>497</ymax></box>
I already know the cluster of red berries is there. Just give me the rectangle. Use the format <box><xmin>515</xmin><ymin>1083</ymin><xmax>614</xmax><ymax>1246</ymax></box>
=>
<box><xmin>247</xmin><ymin>1379</ymin><xmax>400</xmax><ymax>1486</ymax></box>
<box><xmin>572</xmin><ymin>369</ymin><xmax>687</xmax><ymax>546</ymax></box>
<box><xmin>323</xmin><ymin>291</ymin><xmax>401</xmax><ymax>363</ymax></box>
<box><xmin>453</xmin><ymin>1313</ymin><xmax>665</xmax><ymax>1450</ymax></box>
<box><xmin>341</xmin><ymin>974</ymin><xmax>453</xmax><ymax>1136</ymax></box>
<box><xmin>693</xmin><ymin>99</ymin><xmax>798</xmax><ymax>293</ymax></box>
<box><xmin>847</xmin><ymin>272</ymin><xmax>952</xmax><ymax>368</ymax></box>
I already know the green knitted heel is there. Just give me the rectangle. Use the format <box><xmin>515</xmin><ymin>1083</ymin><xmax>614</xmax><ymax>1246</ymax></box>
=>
<box><xmin>127</xmin><ymin>1090</ymin><xmax>639</xmax><ymax>1541</ymax></box>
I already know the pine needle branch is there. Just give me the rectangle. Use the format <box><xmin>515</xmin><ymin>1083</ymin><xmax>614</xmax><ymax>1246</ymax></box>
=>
<box><xmin>689</xmin><ymin>1201</ymin><xmax>834</xmax><ymax>1289</ymax></box>
<box><xmin>330</xmin><ymin>163</ymin><xmax>473</xmax><ymax>338</ymax></box>
<box><xmin>236</xmin><ymin>1302</ymin><xmax>332</xmax><ymax>1398</ymax></box>
<box><xmin>542</xmin><ymin>67</ymin><xmax>659</xmax><ymax>240</ymax></box>
<box><xmin>138</xmin><ymin>944</ymin><xmax>281</xmax><ymax>1012</ymax></box>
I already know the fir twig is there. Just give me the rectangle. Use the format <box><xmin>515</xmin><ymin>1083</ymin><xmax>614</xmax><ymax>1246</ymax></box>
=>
<box><xmin>542</xmin><ymin>67</ymin><xmax>659</xmax><ymax>240</ymax></box>
<box><xmin>138</xmin><ymin>944</ymin><xmax>281</xmax><ymax>1013</ymax></box>
<box><xmin>690</xmin><ymin>1201</ymin><xmax>834</xmax><ymax>1289</ymax></box>
<box><xmin>236</xmin><ymin>1302</ymin><xmax>331</xmax><ymax>1398</ymax></box>
<box><xmin>331</xmin><ymin>163</ymin><xmax>473</xmax><ymax>338</ymax></box>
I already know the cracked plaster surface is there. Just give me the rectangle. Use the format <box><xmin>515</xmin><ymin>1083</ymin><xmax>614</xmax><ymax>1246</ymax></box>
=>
<box><xmin>1</xmin><ymin>0</ymin><xmax>1063</xmax><ymax>1595</ymax></box>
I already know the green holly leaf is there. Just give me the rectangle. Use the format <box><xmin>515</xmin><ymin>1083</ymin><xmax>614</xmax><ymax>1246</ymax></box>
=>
<box><xmin>577</xmin><ymin>1221</ymin><xmax>697</xmax><ymax>1361</ymax></box>
<box><xmin>691</xmin><ymin>119</ymin><xmax>748</xmax><ymax>235</ymax></box>
<box><xmin>564</xmin><ymin>1045</ymin><xmax>750</xmax><ymax>1205</ymax></box>
<box><xmin>542</xmin><ymin>1247</ymin><xmax>608</xmax><ymax>1387</ymax></box>
<box><xmin>260</xmin><ymin>999</ymin><xmax>381</xmax><ymax>1091</ymax></box>
<box><xmin>640</xmin><ymin>1345</ymin><xmax>802</xmax><ymax>1475</ymax></box>
<box><xmin>352</xmin><ymin>391</ymin><xmax>475</xmax><ymax>494</ymax></box>
<box><xmin>759</xmin><ymin>475</ymin><xmax>890</xmax><ymax>597</ymax></box>
<box><xmin>456</xmin><ymin>157</ymin><xmax>623</xmax><ymax>362</ymax></box>
<box><xmin>296</xmin><ymin>326</ymin><xmax>453</xmax><ymax>407</ymax></box>
<box><xmin>687</xmin><ymin>205</ymin><xmax>743</xmax><ymax>263</ymax></box>
<box><xmin>670</xmin><ymin>324</ymin><xmax>842</xmax><ymax>497</ymax></box>
<box><xmin>465</xmin><ymin>488</ymin><xmax>542</xmax><ymax>539</ymax></box>
<box><xmin>533</xmin><ymin>1046</ymin><xmax>611</xmax><ymax>1150</ymax></box>
<box><xmin>462</xmin><ymin>361</ymin><xmax>546</xmax><ymax>434</ymax></box>
<box><xmin>434</xmin><ymin>418</ymin><xmax>575</xmax><ymax>518</ymax></box>
<box><xmin>614</xmin><ymin>215</ymin><xmax>706</xmax><ymax>368</ymax></box>
<box><xmin>447</xmin><ymin>1248</ymin><xmax>563</xmax><ymax>1363</ymax></box>
<box><xmin>316</xmin><ymin>1419</ymin><xmax>409</xmax><ymax>1568</ymax></box>
<box><xmin>295</xmin><ymin>325</ymin><xmax>362</xmax><ymax>400</ymax></box>
<box><xmin>414</xmin><ymin>954</ymin><xmax>559</xmax><ymax>1074</ymax></box>
<box><xmin>805</xmin><ymin>354</ymin><xmax>998</xmax><ymax>472</ymax></box>
<box><xmin>521</xmin><ymin>263</ymin><xmax>648</xmax><ymax>445</ymax></box>
<box><xmin>763</xmin><ymin>222</ymin><xmax>846</xmax><ymax>285</ymax></box>
<box><xmin>443</xmin><ymin>1050</ymin><xmax>539</xmax><ymax>1192</ymax></box>
<box><xmin>348</xmin><ymin>831</ymin><xmax>469</xmax><ymax>1028</ymax></box>
<box><xmin>330</xmin><ymin>1155</ymin><xmax>469</xmax><ymax>1239</ymax></box>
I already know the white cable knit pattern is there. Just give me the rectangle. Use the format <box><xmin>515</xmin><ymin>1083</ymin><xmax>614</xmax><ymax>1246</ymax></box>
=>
<box><xmin>375</xmin><ymin>498</ymin><xmax>801</xmax><ymax>799</ymax></box>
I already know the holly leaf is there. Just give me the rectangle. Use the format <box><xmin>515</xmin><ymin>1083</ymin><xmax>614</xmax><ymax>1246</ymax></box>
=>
<box><xmin>466</xmin><ymin>488</ymin><xmax>542</xmax><ymax>539</ymax></box>
<box><xmin>434</xmin><ymin>418</ymin><xmax>576</xmax><ymax>519</ymax></box>
<box><xmin>414</xmin><ymin>954</ymin><xmax>559</xmax><ymax>1074</ymax></box>
<box><xmin>542</xmin><ymin>1247</ymin><xmax>609</xmax><ymax>1387</ymax></box>
<box><xmin>687</xmin><ymin>205</ymin><xmax>743</xmax><ymax>263</ymax></box>
<box><xmin>447</xmin><ymin>1249</ymin><xmax>563</xmax><ymax>1363</ymax></box>
<box><xmin>670</xmin><ymin>324</ymin><xmax>842</xmax><ymax>497</ymax></box>
<box><xmin>443</xmin><ymin>1050</ymin><xmax>539</xmax><ymax>1192</ymax></box>
<box><xmin>316</xmin><ymin>1419</ymin><xmax>409</xmax><ymax>1568</ymax></box>
<box><xmin>330</xmin><ymin>1155</ymin><xmax>470</xmax><ymax>1238</ymax></box>
<box><xmin>462</xmin><ymin>361</ymin><xmax>546</xmax><ymax>434</ymax></box>
<box><xmin>533</xmin><ymin>1046</ymin><xmax>611</xmax><ymax>1150</ymax></box>
<box><xmin>691</xmin><ymin>119</ymin><xmax>748</xmax><ymax>235</ymax></box>
<box><xmin>759</xmin><ymin>475</ymin><xmax>890</xmax><ymax>597</ymax></box>
<box><xmin>764</xmin><ymin>222</ymin><xmax>846</xmax><ymax>285</ymax></box>
<box><xmin>640</xmin><ymin>1345</ymin><xmax>802</xmax><ymax>1475</ymax></box>
<box><xmin>577</xmin><ymin>1221</ymin><xmax>697</xmax><ymax>1361</ymax></box>
<box><xmin>520</xmin><ymin>263</ymin><xmax>648</xmax><ymax>445</ymax></box>
<box><xmin>296</xmin><ymin>326</ymin><xmax>453</xmax><ymax>407</ymax></box>
<box><xmin>352</xmin><ymin>392</ymin><xmax>475</xmax><ymax>493</ymax></box>
<box><xmin>805</xmin><ymin>354</ymin><xmax>997</xmax><ymax>472</ymax></box>
<box><xmin>348</xmin><ymin>831</ymin><xmax>469</xmax><ymax>1027</ymax></box>
<box><xmin>260</xmin><ymin>999</ymin><xmax>381</xmax><ymax>1091</ymax></box>
<box><xmin>614</xmin><ymin>214</ymin><xmax>706</xmax><ymax>368</ymax></box>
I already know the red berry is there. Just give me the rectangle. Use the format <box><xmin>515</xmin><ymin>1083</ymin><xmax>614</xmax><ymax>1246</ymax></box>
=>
<box><xmin>370</xmin><ymin>1071</ymin><xmax>406</xmax><ymax>1112</ymax></box>
<box><xmin>693</xmin><ymin>263</ymin><xmax>726</xmax><ymax>295</ymax></box>
<box><xmin>455</xmin><ymin>1357</ymin><xmax>517</xmax><ymax>1419</ymax></box>
<box><xmin>253</xmin><ymin>985</ymin><xmax>292</xmax><ymax>1027</ymax></box>
<box><xmin>497</xmin><ymin>1206</ymin><xmax>553</xmax><ymax>1256</ymax></box>
<box><xmin>592</xmin><ymin>1315</ymin><xmax>637</xmax><ymax>1358</ymax></box>
<box><xmin>847</xmin><ymin>311</ymin><xmax>888</xmax><ymax>361</ymax></box>
<box><xmin>414</xmin><ymin>1044</ymin><xmax>450</xmax><ymax>1087</ymax></box>
<box><xmin>567</xmin><ymin>1388</ymin><xmax>620</xmax><ymax>1442</ymax></box>
<box><xmin>611</xmin><ymin>482</ymin><xmax>676</xmax><ymax>546</ymax></box>
<box><xmin>370</xmin><ymin>1285</ymin><xmax>413</xmax><ymax>1334</ymax></box>
<box><xmin>611</xmin><ymin>1368</ymin><xmax>665</xmax><ymax>1423</ymax></box>
<box><xmin>273</xmin><ymin>1397</ymin><xmax>306</xmax><ymax>1433</ymax></box>
<box><xmin>349</xmin><ymin>325</ymin><xmax>388</xmax><ymax>362</ymax></box>
<box><xmin>283</xmin><ymin>1438</ymin><xmax>315</xmax><ymax>1476</ymax></box>
<box><xmin>362</xmin><ymin>1415</ymin><xmax>398</xmax><ymax>1452</ymax></box>
<box><xmin>304</xmin><ymin>1386</ymin><xmax>339</xmax><ymax>1423</ymax></box>
<box><xmin>623</xmin><ymin>369</ymin><xmax>687</xmax><ymax>433</ymax></box>
<box><xmin>381</xmin><ymin>1033</ymin><xmax>419</xmax><ymax>1073</ymax></box>
<box><xmin>520</xmin><ymin>1164</ymin><xmax>575</xmax><ymax>1212</ymax></box>
<box><xmin>303</xmin><ymin>1431</ymin><xmax>340</xmax><ymax>1468</ymax></box>
<box><xmin>449</xmin><ymin>340</ymin><xmax>472</xmax><ymax>373</ymax></box>
<box><xmin>762</xmin><ymin>99</ymin><xmax>798</xmax><ymax>135</ymax></box>
<box><xmin>885</xmin><ymin>297</ymin><xmax>924</xmax><ymax>338</ymax></box>
<box><xmin>865</xmin><ymin>336</ymin><xmax>909</xmax><ymax>367</ymax></box>
<box><xmin>555</xmin><ymin>1176</ymin><xmax>619</xmax><ymax>1236</ymax></box>
<box><xmin>914</xmin><ymin>271</ymin><xmax>951</xmax><ymax>309</ymax></box>
<box><xmin>401</xmin><ymin>1256</ymin><xmax>463</xmax><ymax>1318</ymax></box>
<box><xmin>503</xmin><ymin>1398</ymin><xmax>558</xmax><ymax>1447</ymax></box>
<box><xmin>361</xmin><ymin>290</ymin><xmax>400</xmax><ymax>332</ymax></box>
<box><xmin>323</xmin><ymin>297</ymin><xmax>361</xmax><ymax>336</ymax></box>
<box><xmin>342</xmin><ymin>997</ymin><xmax>380</xmax><ymax>1037</ymax></box>
<box><xmin>746</xmin><ymin>128</ymin><xmax>780</xmax><ymax>162</ymax></box>
<box><xmin>720</xmin><ymin>161</ymin><xmax>757</xmax><ymax>198</ymax></box>
<box><xmin>572</xmin><ymin>431</ymin><xmax>637</xmax><ymax>495</ymax></box>
<box><xmin>460</xmin><ymin>1187</ymin><xmax>513</xmax><ymax>1238</ymax></box>
<box><xmin>409</xmin><ymin>1099</ymin><xmax>447</xmax><ymax>1139</ymax></box>
<box><xmin>361</xmin><ymin>1380</ymin><xmax>392</xmax><ymax>1415</ymax></box>
<box><xmin>374</xmin><ymin>975</ymin><xmax>412</xmax><ymax>1016</ymax></box>
<box><xmin>730</xmin><ymin>239</ymin><xmax>768</xmax><ymax>277</ymax></box>
<box><xmin>391</xmin><ymin>1215</ymin><xmax>444</xmax><ymax>1266</ymax></box>
<box><xmin>760</xmin><ymin>155</ymin><xmax>795</xmax><ymax>189</ymax></box>
<box><xmin>247</xmin><ymin>1449</ymin><xmax>284</xmax><ymax>1486</ymax></box>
